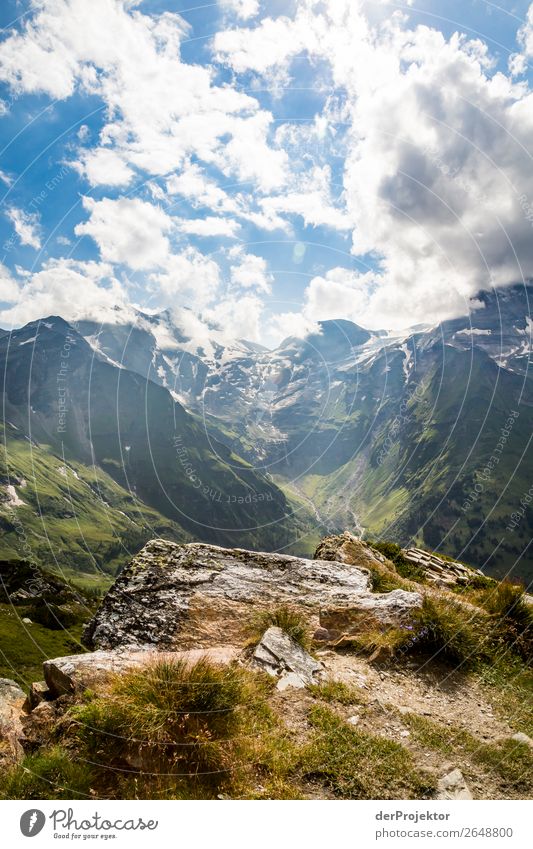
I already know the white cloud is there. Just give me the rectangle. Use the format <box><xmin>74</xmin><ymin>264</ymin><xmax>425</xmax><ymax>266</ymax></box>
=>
<box><xmin>0</xmin><ymin>0</ymin><xmax>285</xmax><ymax>193</ymax></box>
<box><xmin>216</xmin><ymin>0</ymin><xmax>533</xmax><ymax>328</ymax></box>
<box><xmin>6</xmin><ymin>207</ymin><xmax>42</xmax><ymax>250</ymax></box>
<box><xmin>302</xmin><ymin>268</ymin><xmax>374</xmax><ymax>324</ymax></box>
<box><xmin>0</xmin><ymin>259</ymin><xmax>132</xmax><ymax>327</ymax></box>
<box><xmin>219</xmin><ymin>0</ymin><xmax>260</xmax><ymax>21</ymax></box>
<box><xmin>178</xmin><ymin>217</ymin><xmax>240</xmax><ymax>237</ymax></box>
<box><xmin>228</xmin><ymin>247</ymin><xmax>273</xmax><ymax>293</ymax></box>
<box><xmin>0</xmin><ymin>264</ymin><xmax>21</xmax><ymax>303</ymax></box>
<box><xmin>150</xmin><ymin>248</ymin><xmax>221</xmax><ymax>309</ymax></box>
<box><xmin>74</xmin><ymin>197</ymin><xmax>174</xmax><ymax>271</ymax></box>
<box><xmin>518</xmin><ymin>4</ymin><xmax>533</xmax><ymax>58</ymax></box>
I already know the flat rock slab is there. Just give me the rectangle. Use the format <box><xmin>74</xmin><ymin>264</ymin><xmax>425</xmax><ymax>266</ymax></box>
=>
<box><xmin>84</xmin><ymin>539</ymin><xmax>373</xmax><ymax>651</ymax></box>
<box><xmin>253</xmin><ymin>626</ymin><xmax>322</xmax><ymax>687</ymax></box>
<box><xmin>43</xmin><ymin>646</ymin><xmax>240</xmax><ymax>698</ymax></box>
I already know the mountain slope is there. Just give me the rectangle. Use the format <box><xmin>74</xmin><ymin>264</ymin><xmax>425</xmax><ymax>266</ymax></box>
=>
<box><xmin>0</xmin><ymin>318</ymin><xmax>315</xmax><ymax>574</ymax></box>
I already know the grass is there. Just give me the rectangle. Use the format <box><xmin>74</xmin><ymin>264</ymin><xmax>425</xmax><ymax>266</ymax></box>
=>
<box><xmin>401</xmin><ymin>712</ymin><xmax>533</xmax><ymax>795</ymax></box>
<box><xmin>301</xmin><ymin>705</ymin><xmax>436</xmax><ymax>799</ymax></box>
<box><xmin>408</xmin><ymin>596</ymin><xmax>489</xmax><ymax>668</ymax></box>
<box><xmin>370</xmin><ymin>541</ymin><xmax>426</xmax><ymax>583</ymax></box>
<box><xmin>246</xmin><ymin>605</ymin><xmax>310</xmax><ymax>650</ymax></box>
<box><xmin>481</xmin><ymin>581</ymin><xmax>533</xmax><ymax>660</ymax></box>
<box><xmin>0</xmin><ymin>746</ymin><xmax>94</xmax><ymax>800</ymax></box>
<box><xmin>309</xmin><ymin>678</ymin><xmax>367</xmax><ymax>705</ymax></box>
<box><xmin>0</xmin><ymin>603</ymin><xmax>86</xmax><ymax>687</ymax></box>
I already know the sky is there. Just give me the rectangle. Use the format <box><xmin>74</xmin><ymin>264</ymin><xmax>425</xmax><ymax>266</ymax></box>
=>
<box><xmin>0</xmin><ymin>0</ymin><xmax>533</xmax><ymax>347</ymax></box>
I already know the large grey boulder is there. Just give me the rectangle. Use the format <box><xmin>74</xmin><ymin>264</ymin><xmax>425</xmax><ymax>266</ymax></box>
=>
<box><xmin>252</xmin><ymin>627</ymin><xmax>322</xmax><ymax>688</ymax></box>
<box><xmin>0</xmin><ymin>678</ymin><xmax>26</xmax><ymax>763</ymax></box>
<box><xmin>43</xmin><ymin>646</ymin><xmax>240</xmax><ymax>698</ymax></box>
<box><xmin>83</xmin><ymin>539</ymin><xmax>373</xmax><ymax>651</ymax></box>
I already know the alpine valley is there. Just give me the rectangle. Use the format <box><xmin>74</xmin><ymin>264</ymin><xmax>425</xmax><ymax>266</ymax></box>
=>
<box><xmin>1</xmin><ymin>283</ymin><xmax>532</xmax><ymax>586</ymax></box>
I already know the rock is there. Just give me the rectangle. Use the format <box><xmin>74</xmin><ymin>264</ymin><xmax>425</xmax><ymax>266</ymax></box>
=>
<box><xmin>252</xmin><ymin>627</ymin><xmax>322</xmax><ymax>685</ymax></box>
<box><xmin>276</xmin><ymin>672</ymin><xmax>307</xmax><ymax>691</ymax></box>
<box><xmin>315</xmin><ymin>532</ymin><xmax>388</xmax><ymax>570</ymax></box>
<box><xmin>20</xmin><ymin>701</ymin><xmax>57</xmax><ymax>749</ymax></box>
<box><xmin>317</xmin><ymin>590</ymin><xmax>422</xmax><ymax>644</ymax></box>
<box><xmin>83</xmin><ymin>539</ymin><xmax>373</xmax><ymax>651</ymax></box>
<box><xmin>403</xmin><ymin>547</ymin><xmax>487</xmax><ymax>587</ymax></box>
<box><xmin>511</xmin><ymin>732</ymin><xmax>533</xmax><ymax>748</ymax></box>
<box><xmin>21</xmin><ymin>617</ymin><xmax>32</xmax><ymax>624</ymax></box>
<box><xmin>23</xmin><ymin>680</ymin><xmax>51</xmax><ymax>712</ymax></box>
<box><xmin>347</xmin><ymin>715</ymin><xmax>360</xmax><ymax>726</ymax></box>
<box><xmin>0</xmin><ymin>678</ymin><xmax>26</xmax><ymax>763</ymax></box>
<box><xmin>436</xmin><ymin>768</ymin><xmax>473</xmax><ymax>800</ymax></box>
<box><xmin>43</xmin><ymin>646</ymin><xmax>240</xmax><ymax>698</ymax></box>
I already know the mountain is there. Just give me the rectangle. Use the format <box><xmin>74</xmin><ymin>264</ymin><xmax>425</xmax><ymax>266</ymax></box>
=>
<box><xmin>0</xmin><ymin>318</ymin><xmax>316</xmax><ymax>582</ymax></box>
<box><xmin>70</xmin><ymin>288</ymin><xmax>533</xmax><ymax>583</ymax></box>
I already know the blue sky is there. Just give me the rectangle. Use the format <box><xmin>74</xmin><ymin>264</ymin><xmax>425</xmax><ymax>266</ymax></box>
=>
<box><xmin>1</xmin><ymin>0</ymin><xmax>533</xmax><ymax>346</ymax></box>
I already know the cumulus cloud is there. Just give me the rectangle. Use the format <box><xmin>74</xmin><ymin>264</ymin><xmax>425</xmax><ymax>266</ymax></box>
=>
<box><xmin>0</xmin><ymin>259</ymin><xmax>132</xmax><ymax>327</ymax></box>
<box><xmin>219</xmin><ymin>0</ymin><xmax>260</xmax><ymax>21</ymax></box>
<box><xmin>228</xmin><ymin>247</ymin><xmax>273</xmax><ymax>294</ymax></box>
<box><xmin>0</xmin><ymin>0</ymin><xmax>286</xmax><ymax>193</ymax></box>
<box><xmin>6</xmin><ymin>207</ymin><xmax>42</xmax><ymax>250</ymax></box>
<box><xmin>75</xmin><ymin>197</ymin><xmax>174</xmax><ymax>271</ymax></box>
<box><xmin>216</xmin><ymin>0</ymin><xmax>533</xmax><ymax>328</ymax></box>
<box><xmin>178</xmin><ymin>217</ymin><xmax>240</xmax><ymax>238</ymax></box>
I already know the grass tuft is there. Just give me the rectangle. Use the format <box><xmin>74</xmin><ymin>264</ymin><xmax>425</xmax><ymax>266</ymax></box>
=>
<box><xmin>246</xmin><ymin>605</ymin><xmax>310</xmax><ymax>650</ymax></box>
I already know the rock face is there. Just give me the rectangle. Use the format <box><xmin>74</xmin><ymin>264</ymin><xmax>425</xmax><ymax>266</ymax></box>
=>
<box><xmin>317</xmin><ymin>590</ymin><xmax>422</xmax><ymax>644</ymax></box>
<box><xmin>252</xmin><ymin>627</ymin><xmax>322</xmax><ymax>688</ymax></box>
<box><xmin>0</xmin><ymin>678</ymin><xmax>26</xmax><ymax>763</ymax></box>
<box><xmin>43</xmin><ymin>646</ymin><xmax>240</xmax><ymax>698</ymax></box>
<box><xmin>403</xmin><ymin>548</ymin><xmax>486</xmax><ymax>587</ymax></box>
<box><xmin>436</xmin><ymin>768</ymin><xmax>473</xmax><ymax>800</ymax></box>
<box><xmin>315</xmin><ymin>532</ymin><xmax>389</xmax><ymax>570</ymax></box>
<box><xmin>84</xmin><ymin>539</ymin><xmax>375</xmax><ymax>650</ymax></box>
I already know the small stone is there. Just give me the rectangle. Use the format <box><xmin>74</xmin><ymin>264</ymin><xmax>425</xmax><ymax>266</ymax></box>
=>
<box><xmin>276</xmin><ymin>672</ymin><xmax>306</xmax><ymax>691</ymax></box>
<box><xmin>436</xmin><ymin>768</ymin><xmax>473</xmax><ymax>800</ymax></box>
<box><xmin>511</xmin><ymin>732</ymin><xmax>533</xmax><ymax>748</ymax></box>
<box><xmin>252</xmin><ymin>627</ymin><xmax>321</xmax><ymax>685</ymax></box>
<box><xmin>400</xmin><ymin>730</ymin><xmax>410</xmax><ymax>737</ymax></box>
<box><xmin>347</xmin><ymin>715</ymin><xmax>360</xmax><ymax>726</ymax></box>
<box><xmin>21</xmin><ymin>618</ymin><xmax>32</xmax><ymax>625</ymax></box>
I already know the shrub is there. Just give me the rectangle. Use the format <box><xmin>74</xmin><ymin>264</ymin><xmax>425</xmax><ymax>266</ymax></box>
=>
<box><xmin>73</xmin><ymin>658</ymin><xmax>264</xmax><ymax>796</ymax></box>
<box><xmin>408</xmin><ymin>596</ymin><xmax>489</xmax><ymax>668</ymax></box>
<box><xmin>301</xmin><ymin>705</ymin><xmax>435</xmax><ymax>799</ymax></box>
<box><xmin>482</xmin><ymin>581</ymin><xmax>533</xmax><ymax>660</ymax></box>
<box><xmin>246</xmin><ymin>605</ymin><xmax>310</xmax><ymax>650</ymax></box>
<box><xmin>0</xmin><ymin>746</ymin><xmax>94</xmax><ymax>800</ymax></box>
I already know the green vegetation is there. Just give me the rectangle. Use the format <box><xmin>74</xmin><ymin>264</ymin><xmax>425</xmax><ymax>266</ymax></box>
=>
<box><xmin>301</xmin><ymin>705</ymin><xmax>436</xmax><ymax>799</ymax></box>
<box><xmin>0</xmin><ymin>658</ymin><xmax>301</xmax><ymax>800</ymax></box>
<box><xmin>0</xmin><ymin>604</ymin><xmax>86</xmax><ymax>687</ymax></box>
<box><xmin>0</xmin><ymin>746</ymin><xmax>94</xmax><ymax>800</ymax></box>
<box><xmin>370</xmin><ymin>541</ymin><xmax>426</xmax><ymax>583</ymax></box>
<box><xmin>408</xmin><ymin>596</ymin><xmax>489</xmax><ymax>668</ymax></box>
<box><xmin>309</xmin><ymin>678</ymin><xmax>366</xmax><ymax>705</ymax></box>
<box><xmin>246</xmin><ymin>605</ymin><xmax>310</xmax><ymax>650</ymax></box>
<box><xmin>401</xmin><ymin>712</ymin><xmax>533</xmax><ymax>795</ymax></box>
